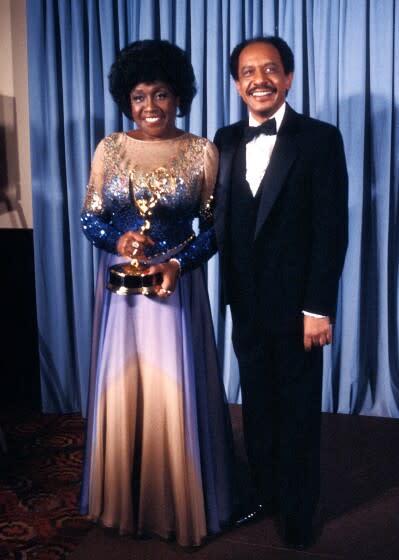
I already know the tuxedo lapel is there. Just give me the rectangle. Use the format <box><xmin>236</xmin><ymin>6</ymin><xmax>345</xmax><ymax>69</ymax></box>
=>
<box><xmin>254</xmin><ymin>106</ymin><xmax>299</xmax><ymax>239</ymax></box>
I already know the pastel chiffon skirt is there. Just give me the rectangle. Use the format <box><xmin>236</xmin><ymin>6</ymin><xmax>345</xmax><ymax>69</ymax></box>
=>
<box><xmin>80</xmin><ymin>252</ymin><xmax>234</xmax><ymax>547</ymax></box>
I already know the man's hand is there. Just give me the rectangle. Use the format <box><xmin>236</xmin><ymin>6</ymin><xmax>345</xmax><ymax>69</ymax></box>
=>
<box><xmin>303</xmin><ymin>315</ymin><xmax>332</xmax><ymax>352</ymax></box>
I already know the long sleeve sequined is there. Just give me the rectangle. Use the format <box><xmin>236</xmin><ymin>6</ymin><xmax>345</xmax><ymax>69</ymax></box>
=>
<box><xmin>81</xmin><ymin>132</ymin><xmax>219</xmax><ymax>274</ymax></box>
<box><xmin>171</xmin><ymin>141</ymin><xmax>218</xmax><ymax>274</ymax></box>
<box><xmin>81</xmin><ymin>139</ymin><xmax>125</xmax><ymax>253</ymax></box>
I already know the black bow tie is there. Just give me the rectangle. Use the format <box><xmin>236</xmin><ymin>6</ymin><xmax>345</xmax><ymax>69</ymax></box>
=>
<box><xmin>244</xmin><ymin>118</ymin><xmax>277</xmax><ymax>142</ymax></box>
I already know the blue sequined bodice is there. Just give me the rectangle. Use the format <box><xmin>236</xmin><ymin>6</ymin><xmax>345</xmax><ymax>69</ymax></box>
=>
<box><xmin>81</xmin><ymin>132</ymin><xmax>218</xmax><ymax>274</ymax></box>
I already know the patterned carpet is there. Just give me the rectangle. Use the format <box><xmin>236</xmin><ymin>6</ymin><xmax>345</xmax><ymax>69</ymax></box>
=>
<box><xmin>2</xmin><ymin>407</ymin><xmax>399</xmax><ymax>559</ymax></box>
<box><xmin>0</xmin><ymin>409</ymin><xmax>93</xmax><ymax>559</ymax></box>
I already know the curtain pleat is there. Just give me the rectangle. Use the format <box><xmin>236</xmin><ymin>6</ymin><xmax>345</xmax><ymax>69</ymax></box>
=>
<box><xmin>26</xmin><ymin>0</ymin><xmax>399</xmax><ymax>417</ymax></box>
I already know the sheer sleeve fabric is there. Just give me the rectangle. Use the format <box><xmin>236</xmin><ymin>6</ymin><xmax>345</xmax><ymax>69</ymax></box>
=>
<box><xmin>80</xmin><ymin>139</ymin><xmax>123</xmax><ymax>254</ymax></box>
<box><xmin>173</xmin><ymin>140</ymin><xmax>218</xmax><ymax>274</ymax></box>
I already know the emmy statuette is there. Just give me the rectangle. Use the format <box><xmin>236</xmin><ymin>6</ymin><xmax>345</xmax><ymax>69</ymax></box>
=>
<box><xmin>107</xmin><ymin>173</ymin><xmax>163</xmax><ymax>295</ymax></box>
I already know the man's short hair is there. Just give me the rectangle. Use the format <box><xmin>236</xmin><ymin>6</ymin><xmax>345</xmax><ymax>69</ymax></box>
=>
<box><xmin>230</xmin><ymin>36</ymin><xmax>295</xmax><ymax>80</ymax></box>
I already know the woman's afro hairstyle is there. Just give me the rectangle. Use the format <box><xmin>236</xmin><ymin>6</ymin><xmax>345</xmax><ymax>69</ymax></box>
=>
<box><xmin>108</xmin><ymin>39</ymin><xmax>197</xmax><ymax>119</ymax></box>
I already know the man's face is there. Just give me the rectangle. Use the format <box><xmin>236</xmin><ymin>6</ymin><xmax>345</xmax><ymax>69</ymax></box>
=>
<box><xmin>234</xmin><ymin>42</ymin><xmax>293</xmax><ymax>123</ymax></box>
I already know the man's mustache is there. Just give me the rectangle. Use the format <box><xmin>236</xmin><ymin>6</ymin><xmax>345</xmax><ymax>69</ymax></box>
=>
<box><xmin>247</xmin><ymin>84</ymin><xmax>277</xmax><ymax>95</ymax></box>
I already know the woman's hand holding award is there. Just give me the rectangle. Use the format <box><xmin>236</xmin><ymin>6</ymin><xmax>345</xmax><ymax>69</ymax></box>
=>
<box><xmin>107</xmin><ymin>173</ymin><xmax>163</xmax><ymax>295</ymax></box>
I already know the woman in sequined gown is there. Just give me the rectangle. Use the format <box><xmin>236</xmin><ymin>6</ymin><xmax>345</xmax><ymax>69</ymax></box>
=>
<box><xmin>79</xmin><ymin>40</ymin><xmax>235</xmax><ymax>547</ymax></box>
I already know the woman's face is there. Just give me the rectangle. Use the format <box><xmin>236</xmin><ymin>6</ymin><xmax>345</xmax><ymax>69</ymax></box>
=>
<box><xmin>130</xmin><ymin>81</ymin><xmax>179</xmax><ymax>140</ymax></box>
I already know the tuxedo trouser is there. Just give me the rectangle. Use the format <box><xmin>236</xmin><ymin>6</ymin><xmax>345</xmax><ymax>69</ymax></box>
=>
<box><xmin>232</xmin><ymin>323</ymin><xmax>323</xmax><ymax>525</ymax></box>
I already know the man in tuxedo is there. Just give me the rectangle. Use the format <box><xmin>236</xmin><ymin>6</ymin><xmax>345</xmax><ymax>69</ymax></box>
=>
<box><xmin>213</xmin><ymin>36</ymin><xmax>348</xmax><ymax>549</ymax></box>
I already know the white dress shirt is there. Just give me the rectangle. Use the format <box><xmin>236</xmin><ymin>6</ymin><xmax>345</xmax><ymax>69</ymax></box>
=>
<box><xmin>245</xmin><ymin>103</ymin><xmax>286</xmax><ymax>196</ymax></box>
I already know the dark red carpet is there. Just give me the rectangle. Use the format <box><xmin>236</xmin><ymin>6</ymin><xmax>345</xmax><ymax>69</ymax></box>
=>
<box><xmin>1</xmin><ymin>405</ymin><xmax>399</xmax><ymax>559</ymax></box>
<box><xmin>0</xmin><ymin>409</ymin><xmax>93</xmax><ymax>559</ymax></box>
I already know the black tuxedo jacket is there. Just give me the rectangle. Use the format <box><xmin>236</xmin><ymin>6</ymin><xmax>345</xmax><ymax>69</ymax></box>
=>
<box><xmin>213</xmin><ymin>104</ymin><xmax>348</xmax><ymax>333</ymax></box>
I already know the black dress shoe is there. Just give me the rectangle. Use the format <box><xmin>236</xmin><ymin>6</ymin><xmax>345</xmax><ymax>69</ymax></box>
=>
<box><xmin>234</xmin><ymin>503</ymin><xmax>269</xmax><ymax>527</ymax></box>
<box><xmin>282</xmin><ymin>516</ymin><xmax>313</xmax><ymax>550</ymax></box>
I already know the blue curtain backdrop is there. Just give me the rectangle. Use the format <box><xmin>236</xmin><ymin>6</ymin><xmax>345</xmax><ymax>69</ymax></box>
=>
<box><xmin>26</xmin><ymin>0</ymin><xmax>399</xmax><ymax>417</ymax></box>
